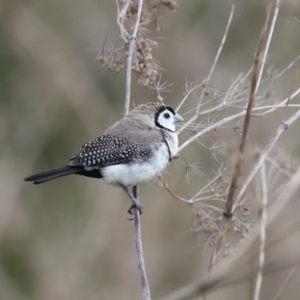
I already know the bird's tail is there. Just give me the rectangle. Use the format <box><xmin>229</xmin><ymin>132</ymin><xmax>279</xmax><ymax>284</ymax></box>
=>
<box><xmin>24</xmin><ymin>165</ymin><xmax>80</xmax><ymax>184</ymax></box>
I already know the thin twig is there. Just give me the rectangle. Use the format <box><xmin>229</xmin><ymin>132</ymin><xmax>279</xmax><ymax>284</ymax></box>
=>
<box><xmin>284</xmin><ymin>65</ymin><xmax>300</xmax><ymax>119</ymax></box>
<box><xmin>176</xmin><ymin>81</ymin><xmax>205</xmax><ymax>112</ymax></box>
<box><xmin>254</xmin><ymin>103</ymin><xmax>300</xmax><ymax>110</ymax></box>
<box><xmin>177</xmin><ymin>6</ymin><xmax>234</xmax><ymax>134</ymax></box>
<box><xmin>190</xmin><ymin>170</ymin><xmax>227</xmax><ymax>203</ymax></box>
<box><xmin>160</xmin><ymin>256</ymin><xmax>300</xmax><ymax>300</ymax></box>
<box><xmin>133</xmin><ymin>186</ymin><xmax>151</xmax><ymax>300</ymax></box>
<box><xmin>252</xmin><ymin>87</ymin><xmax>300</xmax><ymax>116</ymax></box>
<box><xmin>265</xmin><ymin>156</ymin><xmax>292</xmax><ymax>178</ymax></box>
<box><xmin>119</xmin><ymin>1</ymin><xmax>151</xmax><ymax>299</ymax></box>
<box><xmin>160</xmin><ymin>166</ymin><xmax>300</xmax><ymax>300</ymax></box>
<box><xmin>178</xmin><ymin>111</ymin><xmax>244</xmax><ymax>152</ymax></box>
<box><xmin>116</xmin><ymin>0</ymin><xmax>130</xmax><ymax>42</ymax></box>
<box><xmin>226</xmin><ymin>2</ymin><xmax>272</xmax><ymax>214</ymax></box>
<box><xmin>124</xmin><ymin>0</ymin><xmax>144</xmax><ymax>116</ymax></box>
<box><xmin>177</xmin><ymin>85</ymin><xmax>300</xmax><ymax>153</ymax></box>
<box><xmin>272</xmin><ymin>54</ymin><xmax>300</xmax><ymax>80</ymax></box>
<box><xmin>196</xmin><ymin>5</ymin><xmax>235</xmax><ymax>113</ymax></box>
<box><xmin>253</xmin><ymin>162</ymin><xmax>268</xmax><ymax>300</ymax></box>
<box><xmin>199</xmin><ymin>6</ymin><xmax>272</xmax><ymax>300</ymax></box>
<box><xmin>233</xmin><ymin>64</ymin><xmax>300</xmax><ymax>209</ymax></box>
<box><xmin>255</xmin><ymin>0</ymin><xmax>279</xmax><ymax>94</ymax></box>
<box><xmin>233</xmin><ymin>108</ymin><xmax>300</xmax><ymax>210</ymax></box>
<box><xmin>222</xmin><ymin>67</ymin><xmax>253</xmax><ymax>105</ymax></box>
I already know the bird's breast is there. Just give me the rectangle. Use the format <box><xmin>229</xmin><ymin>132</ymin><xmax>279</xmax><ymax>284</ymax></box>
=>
<box><xmin>101</xmin><ymin>142</ymin><xmax>172</xmax><ymax>186</ymax></box>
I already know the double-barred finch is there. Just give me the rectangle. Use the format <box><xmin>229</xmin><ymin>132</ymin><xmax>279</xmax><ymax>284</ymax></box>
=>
<box><xmin>25</xmin><ymin>103</ymin><xmax>183</xmax><ymax>214</ymax></box>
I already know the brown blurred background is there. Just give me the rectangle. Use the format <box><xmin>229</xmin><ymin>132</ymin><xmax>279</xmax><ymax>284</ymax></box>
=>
<box><xmin>0</xmin><ymin>0</ymin><xmax>300</xmax><ymax>299</ymax></box>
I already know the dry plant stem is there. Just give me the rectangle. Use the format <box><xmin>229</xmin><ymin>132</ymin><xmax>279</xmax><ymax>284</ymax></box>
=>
<box><xmin>227</xmin><ymin>122</ymin><xmax>300</xmax><ymax>261</ymax></box>
<box><xmin>196</xmin><ymin>5</ymin><xmax>235</xmax><ymax>112</ymax></box>
<box><xmin>226</xmin><ymin>3</ymin><xmax>272</xmax><ymax>214</ymax></box>
<box><xmin>177</xmin><ymin>87</ymin><xmax>300</xmax><ymax>153</ymax></box>
<box><xmin>116</xmin><ymin>0</ymin><xmax>130</xmax><ymax>42</ymax></box>
<box><xmin>199</xmin><ymin>6</ymin><xmax>272</xmax><ymax>300</ymax></box>
<box><xmin>161</xmin><ymin>166</ymin><xmax>300</xmax><ymax>300</ymax></box>
<box><xmin>177</xmin><ymin>5</ymin><xmax>234</xmax><ymax>134</ymax></box>
<box><xmin>163</xmin><ymin>256</ymin><xmax>300</xmax><ymax>300</ymax></box>
<box><xmin>233</xmin><ymin>106</ymin><xmax>300</xmax><ymax>210</ymax></box>
<box><xmin>159</xmin><ymin>257</ymin><xmax>300</xmax><ymax>300</ymax></box>
<box><xmin>252</xmin><ymin>87</ymin><xmax>300</xmax><ymax>116</ymax></box>
<box><xmin>233</xmin><ymin>107</ymin><xmax>300</xmax><ymax>211</ymax></box>
<box><xmin>216</xmin><ymin>167</ymin><xmax>300</xmax><ymax>286</ymax></box>
<box><xmin>124</xmin><ymin>0</ymin><xmax>144</xmax><ymax>116</ymax></box>
<box><xmin>255</xmin><ymin>0</ymin><xmax>279</xmax><ymax>94</ymax></box>
<box><xmin>176</xmin><ymin>83</ymin><xmax>204</xmax><ymax>112</ymax></box>
<box><xmin>166</xmin><ymin>89</ymin><xmax>300</xmax><ymax>300</ymax></box>
<box><xmin>132</xmin><ymin>186</ymin><xmax>151</xmax><ymax>300</ymax></box>
<box><xmin>253</xmin><ymin>162</ymin><xmax>268</xmax><ymax>300</ymax></box>
<box><xmin>272</xmin><ymin>54</ymin><xmax>300</xmax><ymax>80</ymax></box>
<box><xmin>284</xmin><ymin>65</ymin><xmax>300</xmax><ymax>119</ymax></box>
<box><xmin>254</xmin><ymin>103</ymin><xmax>300</xmax><ymax>110</ymax></box>
<box><xmin>119</xmin><ymin>1</ymin><xmax>150</xmax><ymax>299</ymax></box>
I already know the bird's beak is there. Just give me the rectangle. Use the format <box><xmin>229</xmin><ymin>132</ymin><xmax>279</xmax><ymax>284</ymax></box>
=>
<box><xmin>173</xmin><ymin>112</ymin><xmax>184</xmax><ymax>124</ymax></box>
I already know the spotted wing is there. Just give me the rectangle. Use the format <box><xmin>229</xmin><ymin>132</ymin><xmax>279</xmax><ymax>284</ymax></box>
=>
<box><xmin>69</xmin><ymin>134</ymin><xmax>152</xmax><ymax>167</ymax></box>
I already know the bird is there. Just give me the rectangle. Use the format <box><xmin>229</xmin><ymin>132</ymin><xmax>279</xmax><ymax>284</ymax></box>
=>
<box><xmin>24</xmin><ymin>102</ymin><xmax>183</xmax><ymax>214</ymax></box>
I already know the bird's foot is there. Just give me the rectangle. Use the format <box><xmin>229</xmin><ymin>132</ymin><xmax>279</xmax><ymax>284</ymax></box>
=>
<box><xmin>127</xmin><ymin>202</ymin><xmax>143</xmax><ymax>215</ymax></box>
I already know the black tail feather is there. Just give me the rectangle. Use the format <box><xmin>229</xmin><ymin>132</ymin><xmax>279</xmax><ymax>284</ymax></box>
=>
<box><xmin>24</xmin><ymin>165</ymin><xmax>80</xmax><ymax>184</ymax></box>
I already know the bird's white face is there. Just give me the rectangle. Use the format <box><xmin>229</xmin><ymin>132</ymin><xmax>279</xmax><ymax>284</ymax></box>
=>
<box><xmin>155</xmin><ymin>107</ymin><xmax>183</xmax><ymax>132</ymax></box>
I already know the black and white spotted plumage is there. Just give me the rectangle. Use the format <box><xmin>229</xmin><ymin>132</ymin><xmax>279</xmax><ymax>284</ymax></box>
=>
<box><xmin>70</xmin><ymin>134</ymin><xmax>152</xmax><ymax>167</ymax></box>
<box><xmin>25</xmin><ymin>103</ymin><xmax>183</xmax><ymax>187</ymax></box>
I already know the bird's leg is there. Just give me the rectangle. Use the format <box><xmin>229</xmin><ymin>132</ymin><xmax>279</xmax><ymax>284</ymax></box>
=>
<box><xmin>120</xmin><ymin>185</ymin><xmax>143</xmax><ymax>215</ymax></box>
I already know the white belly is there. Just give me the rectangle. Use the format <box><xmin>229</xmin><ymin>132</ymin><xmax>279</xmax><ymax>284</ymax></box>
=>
<box><xmin>101</xmin><ymin>143</ymin><xmax>171</xmax><ymax>186</ymax></box>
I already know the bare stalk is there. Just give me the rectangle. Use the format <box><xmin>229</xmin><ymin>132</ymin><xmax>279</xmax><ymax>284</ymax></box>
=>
<box><xmin>118</xmin><ymin>1</ymin><xmax>151</xmax><ymax>299</ymax></box>
<box><xmin>226</xmin><ymin>2</ymin><xmax>272</xmax><ymax>214</ymax></box>
<box><xmin>199</xmin><ymin>5</ymin><xmax>272</xmax><ymax>299</ymax></box>
<box><xmin>177</xmin><ymin>6</ymin><xmax>234</xmax><ymax>134</ymax></box>
<box><xmin>177</xmin><ymin>86</ymin><xmax>300</xmax><ymax>153</ymax></box>
<box><xmin>160</xmin><ymin>166</ymin><xmax>300</xmax><ymax>300</ymax></box>
<box><xmin>253</xmin><ymin>162</ymin><xmax>268</xmax><ymax>300</ymax></box>
<box><xmin>233</xmin><ymin>108</ymin><xmax>300</xmax><ymax>211</ymax></box>
<box><xmin>133</xmin><ymin>186</ymin><xmax>151</xmax><ymax>300</ymax></box>
<box><xmin>252</xmin><ymin>86</ymin><xmax>300</xmax><ymax>116</ymax></box>
<box><xmin>124</xmin><ymin>0</ymin><xmax>144</xmax><ymax>116</ymax></box>
<box><xmin>284</xmin><ymin>65</ymin><xmax>300</xmax><ymax>119</ymax></box>
<box><xmin>234</xmin><ymin>83</ymin><xmax>300</xmax><ymax>209</ymax></box>
<box><xmin>176</xmin><ymin>82</ymin><xmax>205</xmax><ymax>112</ymax></box>
<box><xmin>255</xmin><ymin>0</ymin><xmax>280</xmax><ymax>93</ymax></box>
<box><xmin>196</xmin><ymin>5</ymin><xmax>235</xmax><ymax>113</ymax></box>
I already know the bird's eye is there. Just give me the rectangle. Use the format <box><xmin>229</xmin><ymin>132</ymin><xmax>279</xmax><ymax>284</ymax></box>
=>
<box><xmin>164</xmin><ymin>113</ymin><xmax>170</xmax><ymax>118</ymax></box>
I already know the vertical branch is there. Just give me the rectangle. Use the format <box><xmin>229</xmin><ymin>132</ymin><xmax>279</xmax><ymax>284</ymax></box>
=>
<box><xmin>118</xmin><ymin>1</ymin><xmax>151</xmax><ymax>299</ymax></box>
<box><xmin>253</xmin><ymin>162</ymin><xmax>268</xmax><ymax>300</ymax></box>
<box><xmin>233</xmin><ymin>65</ymin><xmax>300</xmax><ymax>210</ymax></box>
<box><xmin>225</xmin><ymin>2</ymin><xmax>272</xmax><ymax>214</ymax></box>
<box><xmin>200</xmin><ymin>5</ymin><xmax>273</xmax><ymax>300</ymax></box>
<box><xmin>255</xmin><ymin>0</ymin><xmax>279</xmax><ymax>93</ymax></box>
<box><xmin>124</xmin><ymin>0</ymin><xmax>144</xmax><ymax>116</ymax></box>
<box><xmin>133</xmin><ymin>186</ymin><xmax>151</xmax><ymax>300</ymax></box>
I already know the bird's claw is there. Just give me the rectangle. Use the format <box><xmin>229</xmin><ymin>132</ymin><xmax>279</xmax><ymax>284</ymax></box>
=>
<box><xmin>127</xmin><ymin>203</ymin><xmax>143</xmax><ymax>216</ymax></box>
